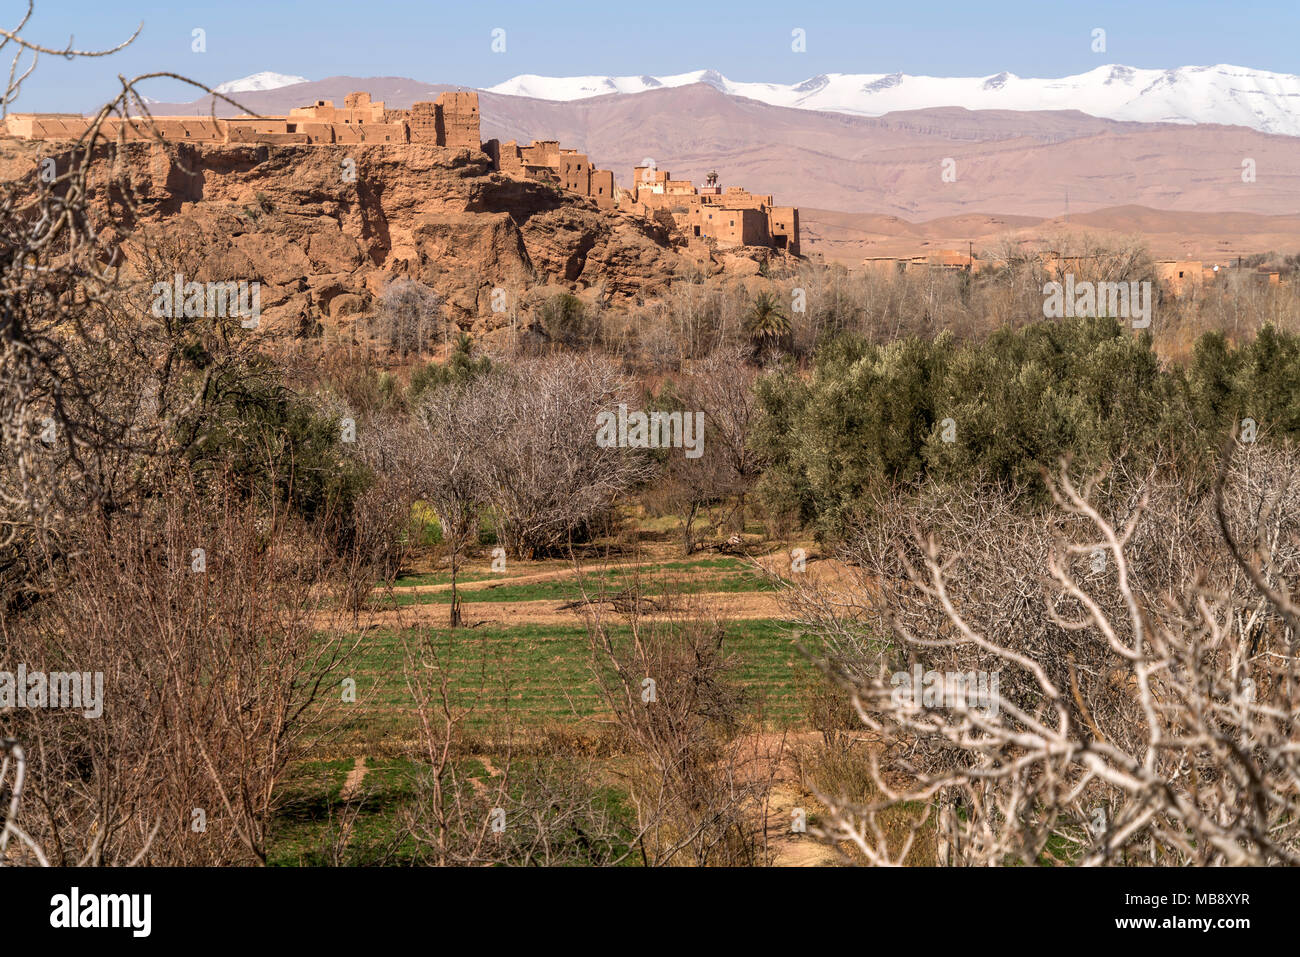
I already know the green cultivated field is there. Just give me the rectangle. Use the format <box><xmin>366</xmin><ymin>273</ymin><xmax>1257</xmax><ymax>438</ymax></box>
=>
<box><xmin>270</xmin><ymin>548</ymin><xmax>826</xmax><ymax>864</ymax></box>
<box><xmin>327</xmin><ymin>617</ymin><xmax>812</xmax><ymax>753</ymax></box>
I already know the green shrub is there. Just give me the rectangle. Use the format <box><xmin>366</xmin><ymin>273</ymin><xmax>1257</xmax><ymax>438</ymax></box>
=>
<box><xmin>409</xmin><ymin>333</ymin><xmax>492</xmax><ymax>400</ymax></box>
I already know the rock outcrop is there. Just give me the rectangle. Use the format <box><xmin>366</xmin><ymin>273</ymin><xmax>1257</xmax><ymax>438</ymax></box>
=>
<box><xmin>52</xmin><ymin>139</ymin><xmax>766</xmax><ymax>343</ymax></box>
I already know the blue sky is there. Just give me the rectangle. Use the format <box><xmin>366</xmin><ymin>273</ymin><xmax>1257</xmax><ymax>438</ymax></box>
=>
<box><xmin>14</xmin><ymin>0</ymin><xmax>1300</xmax><ymax>111</ymax></box>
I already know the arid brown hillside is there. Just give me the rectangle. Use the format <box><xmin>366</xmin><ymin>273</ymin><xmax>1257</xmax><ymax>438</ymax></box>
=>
<box><xmin>801</xmin><ymin>205</ymin><xmax>1300</xmax><ymax>265</ymax></box>
<box><xmin>2</xmin><ymin>137</ymin><xmax>774</xmax><ymax>339</ymax></box>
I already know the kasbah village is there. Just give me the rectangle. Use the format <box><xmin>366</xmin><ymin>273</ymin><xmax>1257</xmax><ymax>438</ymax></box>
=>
<box><xmin>6</xmin><ymin>90</ymin><xmax>1279</xmax><ymax>300</ymax></box>
<box><xmin>6</xmin><ymin>90</ymin><xmax>801</xmax><ymax>258</ymax></box>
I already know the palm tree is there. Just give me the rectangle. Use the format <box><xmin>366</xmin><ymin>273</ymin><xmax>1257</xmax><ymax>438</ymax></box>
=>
<box><xmin>743</xmin><ymin>291</ymin><xmax>791</xmax><ymax>355</ymax></box>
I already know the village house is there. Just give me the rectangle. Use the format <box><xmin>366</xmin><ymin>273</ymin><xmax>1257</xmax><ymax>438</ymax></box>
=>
<box><xmin>861</xmin><ymin>250</ymin><xmax>984</xmax><ymax>275</ymax></box>
<box><xmin>1153</xmin><ymin>260</ymin><xmax>1204</xmax><ymax>297</ymax></box>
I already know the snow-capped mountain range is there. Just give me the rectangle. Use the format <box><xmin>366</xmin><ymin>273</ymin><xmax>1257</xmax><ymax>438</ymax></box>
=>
<box><xmin>213</xmin><ymin>71</ymin><xmax>309</xmax><ymax>95</ymax></box>
<box><xmin>485</xmin><ymin>64</ymin><xmax>1300</xmax><ymax>137</ymax></box>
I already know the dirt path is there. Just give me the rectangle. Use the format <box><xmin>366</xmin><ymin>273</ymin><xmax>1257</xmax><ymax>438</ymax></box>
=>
<box><xmin>768</xmin><ymin>781</ymin><xmax>840</xmax><ymax>866</ymax></box>
<box><xmin>319</xmin><ymin>553</ymin><xmax>863</xmax><ymax>632</ymax></box>
<box><xmin>343</xmin><ymin>589</ymin><xmax>790</xmax><ymax>630</ymax></box>
<box><xmin>741</xmin><ymin>731</ymin><xmax>842</xmax><ymax>867</ymax></box>
<box><xmin>339</xmin><ymin>755</ymin><xmax>368</xmax><ymax>801</ymax></box>
<box><xmin>389</xmin><ymin>557</ymin><xmax>679</xmax><ymax>595</ymax></box>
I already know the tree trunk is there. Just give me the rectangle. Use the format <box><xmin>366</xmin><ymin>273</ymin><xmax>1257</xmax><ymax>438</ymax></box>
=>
<box><xmin>449</xmin><ymin>547</ymin><xmax>462</xmax><ymax>628</ymax></box>
<box><xmin>682</xmin><ymin>500</ymin><xmax>700</xmax><ymax>556</ymax></box>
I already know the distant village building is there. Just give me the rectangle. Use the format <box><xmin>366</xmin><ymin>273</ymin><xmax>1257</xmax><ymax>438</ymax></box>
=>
<box><xmin>6</xmin><ymin>90</ymin><xmax>800</xmax><ymax>255</ymax></box>
<box><xmin>861</xmin><ymin>250</ymin><xmax>979</xmax><ymax>275</ymax></box>
<box><xmin>856</xmin><ymin>250</ymin><xmax>1287</xmax><ymax>296</ymax></box>
<box><xmin>1154</xmin><ymin>260</ymin><xmax>1283</xmax><ymax>295</ymax></box>
<box><xmin>619</xmin><ymin>164</ymin><xmax>799</xmax><ymax>255</ymax></box>
<box><xmin>1153</xmin><ymin>260</ymin><xmax>1204</xmax><ymax>297</ymax></box>
<box><xmin>482</xmin><ymin>147</ymin><xmax>800</xmax><ymax>253</ymax></box>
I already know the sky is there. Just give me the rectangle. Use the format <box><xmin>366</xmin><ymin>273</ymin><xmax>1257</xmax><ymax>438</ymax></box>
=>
<box><xmin>12</xmin><ymin>0</ymin><xmax>1300</xmax><ymax>112</ymax></box>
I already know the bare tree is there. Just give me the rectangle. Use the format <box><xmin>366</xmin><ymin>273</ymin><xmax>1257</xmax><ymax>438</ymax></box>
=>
<box><xmin>452</xmin><ymin>354</ymin><xmax>652</xmax><ymax>558</ymax></box>
<box><xmin>577</xmin><ymin>574</ymin><xmax>781</xmax><ymax>866</ymax></box>
<box><xmin>398</xmin><ymin>627</ymin><xmax>641</xmax><ymax>865</ymax></box>
<box><xmin>374</xmin><ymin>278</ymin><xmax>443</xmax><ymax>358</ymax></box>
<box><xmin>415</xmin><ymin>384</ymin><xmax>487</xmax><ymax>626</ymax></box>
<box><xmin>778</xmin><ymin>445</ymin><xmax>1300</xmax><ymax>865</ymax></box>
<box><xmin>2</xmin><ymin>476</ymin><xmax>359</xmax><ymax>865</ymax></box>
<box><xmin>0</xmin><ymin>8</ymin><xmax>280</xmax><ymax>553</ymax></box>
<box><xmin>0</xmin><ymin>738</ymin><xmax>49</xmax><ymax>866</ymax></box>
<box><xmin>664</xmin><ymin>346</ymin><xmax>762</xmax><ymax>550</ymax></box>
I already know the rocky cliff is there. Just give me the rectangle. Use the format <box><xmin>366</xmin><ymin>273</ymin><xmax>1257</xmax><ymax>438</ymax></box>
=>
<box><xmin>35</xmin><ymin>139</ymin><xmax>768</xmax><ymax>343</ymax></box>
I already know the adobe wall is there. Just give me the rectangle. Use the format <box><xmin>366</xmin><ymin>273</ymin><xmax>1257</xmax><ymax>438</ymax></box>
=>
<box><xmin>6</xmin><ymin>114</ymin><xmax>88</xmax><ymax>139</ymax></box>
<box><xmin>625</xmin><ymin>168</ymin><xmax>796</xmax><ymax>253</ymax></box>
<box><xmin>289</xmin><ymin>92</ymin><xmax>386</xmax><ymax>126</ymax></box>
<box><xmin>228</xmin><ymin>130</ymin><xmax>309</xmax><ymax>145</ymax></box>
<box><xmin>490</xmin><ymin>137</ymin><xmax>619</xmax><ymax>208</ymax></box>
<box><xmin>519</xmin><ymin>140</ymin><xmax>561</xmax><ymax>167</ymax></box>
<box><xmin>435</xmin><ymin>91</ymin><xmax>480</xmax><ymax>150</ymax></box>
<box><xmin>768</xmin><ymin>206</ymin><xmax>799</xmax><ymax>255</ymax></box>
<box><xmin>489</xmin><ymin>139</ymin><xmax>525</xmax><ymax>176</ymax></box>
<box><xmin>590</xmin><ymin>168</ymin><xmax>615</xmax><ymax>208</ymax></box>
<box><xmin>332</xmin><ymin>121</ymin><xmax>407</xmax><ymax>144</ymax></box>
<box><xmin>1155</xmin><ymin>260</ymin><xmax>1204</xmax><ymax>296</ymax></box>
<box><xmin>632</xmin><ymin>166</ymin><xmax>668</xmax><ymax>189</ymax></box>
<box><xmin>699</xmin><ymin>206</ymin><xmax>769</xmax><ymax>248</ymax></box>
<box><xmin>6</xmin><ymin>89</ymin><xmax>484</xmax><ymax>152</ymax></box>
<box><xmin>718</xmin><ymin>187</ymin><xmax>773</xmax><ymax>210</ymax></box>
<box><xmin>14</xmin><ymin>115</ymin><xmax>230</xmax><ymax>142</ymax></box>
<box><xmin>557</xmin><ymin>151</ymin><xmax>592</xmax><ymax>193</ymax></box>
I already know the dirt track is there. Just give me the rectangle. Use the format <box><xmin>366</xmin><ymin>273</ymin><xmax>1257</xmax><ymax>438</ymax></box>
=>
<box><xmin>349</xmin><ymin>590</ymin><xmax>788</xmax><ymax>629</ymax></box>
<box><xmin>326</xmin><ymin>553</ymin><xmax>858</xmax><ymax>630</ymax></box>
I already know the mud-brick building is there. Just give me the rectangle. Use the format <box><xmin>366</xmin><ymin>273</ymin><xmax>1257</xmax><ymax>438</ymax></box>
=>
<box><xmin>485</xmin><ymin>138</ymin><xmax>617</xmax><ymax>209</ymax></box>
<box><xmin>622</xmin><ymin>168</ymin><xmax>799</xmax><ymax>255</ymax></box>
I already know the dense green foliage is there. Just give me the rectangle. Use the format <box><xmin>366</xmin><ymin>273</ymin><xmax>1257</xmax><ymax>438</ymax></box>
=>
<box><xmin>754</xmin><ymin>318</ymin><xmax>1300</xmax><ymax>536</ymax></box>
<box><xmin>743</xmin><ymin>291</ymin><xmax>792</xmax><ymax>354</ymax></box>
<box><xmin>178</xmin><ymin>354</ymin><xmax>369</xmax><ymax>525</ymax></box>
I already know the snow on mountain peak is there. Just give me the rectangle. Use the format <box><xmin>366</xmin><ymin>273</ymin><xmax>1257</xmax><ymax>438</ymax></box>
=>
<box><xmin>213</xmin><ymin>72</ymin><xmax>309</xmax><ymax>95</ymax></box>
<box><xmin>485</xmin><ymin>64</ymin><xmax>1300</xmax><ymax>136</ymax></box>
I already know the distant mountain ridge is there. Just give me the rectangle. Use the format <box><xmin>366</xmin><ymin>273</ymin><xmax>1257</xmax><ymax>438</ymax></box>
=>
<box><xmin>485</xmin><ymin>64</ymin><xmax>1300</xmax><ymax>137</ymax></box>
<box><xmin>192</xmin><ymin>63</ymin><xmax>1300</xmax><ymax>137</ymax></box>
